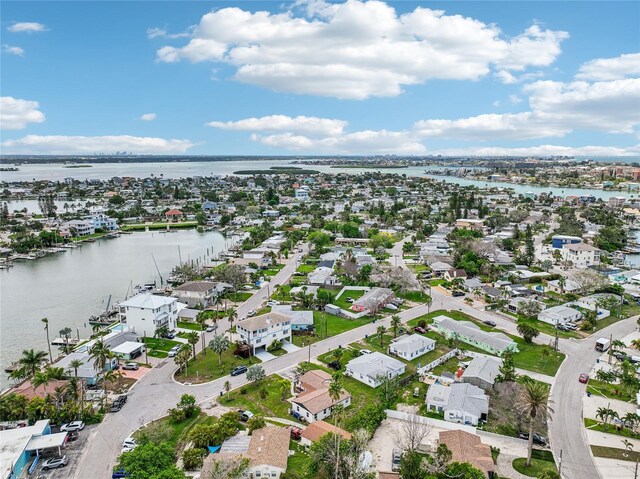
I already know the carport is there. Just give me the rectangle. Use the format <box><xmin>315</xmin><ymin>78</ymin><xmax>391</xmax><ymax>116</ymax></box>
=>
<box><xmin>111</xmin><ymin>341</ymin><xmax>145</xmax><ymax>360</ymax></box>
<box><xmin>26</xmin><ymin>432</ymin><xmax>68</xmax><ymax>457</ymax></box>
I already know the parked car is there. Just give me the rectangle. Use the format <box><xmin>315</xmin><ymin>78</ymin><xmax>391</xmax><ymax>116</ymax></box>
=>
<box><xmin>613</xmin><ymin>351</ymin><xmax>627</xmax><ymax>360</ymax></box>
<box><xmin>122</xmin><ymin>362</ymin><xmax>139</xmax><ymax>371</ymax></box>
<box><xmin>42</xmin><ymin>456</ymin><xmax>68</xmax><ymax>470</ymax></box>
<box><xmin>519</xmin><ymin>432</ymin><xmax>547</xmax><ymax>446</ymax></box>
<box><xmin>122</xmin><ymin>437</ymin><xmax>137</xmax><ymax>449</ymax></box>
<box><xmin>164</xmin><ymin>331</ymin><xmax>176</xmax><ymax>339</ymax></box>
<box><xmin>231</xmin><ymin>365</ymin><xmax>248</xmax><ymax>376</ymax></box>
<box><xmin>392</xmin><ymin>449</ymin><xmax>402</xmax><ymax>471</ymax></box>
<box><xmin>121</xmin><ymin>445</ymin><xmax>136</xmax><ymax>453</ymax></box>
<box><xmin>247</xmin><ymin>310</ymin><xmax>257</xmax><ymax>317</ymax></box>
<box><xmin>60</xmin><ymin>421</ymin><xmax>85</xmax><ymax>432</ymax></box>
<box><xmin>579</xmin><ymin>373</ymin><xmax>589</xmax><ymax>383</ymax></box>
<box><xmin>452</xmin><ymin>291</ymin><xmax>465</xmax><ymax>297</ymax></box>
<box><xmin>110</xmin><ymin>403</ymin><xmax>122</xmax><ymax>413</ymax></box>
<box><xmin>112</xmin><ymin>469</ymin><xmax>131</xmax><ymax>478</ymax></box>
<box><xmin>360</xmin><ymin>349</ymin><xmax>372</xmax><ymax>355</ymax></box>
<box><xmin>413</xmin><ymin>326</ymin><xmax>426</xmax><ymax>334</ymax></box>
<box><xmin>241</xmin><ymin>410</ymin><xmax>254</xmax><ymax>422</ymax></box>
<box><xmin>206</xmin><ymin>325</ymin><xmax>215</xmax><ymax>332</ymax></box>
<box><xmin>266</xmin><ymin>300</ymin><xmax>280</xmax><ymax>306</ymax></box>
<box><xmin>168</xmin><ymin>346</ymin><xmax>181</xmax><ymax>357</ymax></box>
<box><xmin>483</xmin><ymin>320</ymin><xmax>496</xmax><ymax>327</ymax></box>
<box><xmin>327</xmin><ymin>360</ymin><xmax>341</xmax><ymax>370</ymax></box>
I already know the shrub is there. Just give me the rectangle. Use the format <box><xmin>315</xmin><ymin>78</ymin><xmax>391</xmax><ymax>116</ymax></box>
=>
<box><xmin>240</xmin><ymin>388</ymin><xmax>247</xmax><ymax>395</ymax></box>
<box><xmin>182</xmin><ymin>447</ymin><xmax>206</xmax><ymax>470</ymax></box>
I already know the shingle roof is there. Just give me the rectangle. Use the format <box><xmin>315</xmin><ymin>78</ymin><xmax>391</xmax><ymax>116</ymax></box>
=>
<box><xmin>439</xmin><ymin>430</ymin><xmax>494</xmax><ymax>478</ymax></box>
<box><xmin>173</xmin><ymin>281</ymin><xmax>220</xmax><ymax>293</ymax></box>
<box><xmin>462</xmin><ymin>356</ymin><xmax>501</xmax><ymax>386</ymax></box>
<box><xmin>433</xmin><ymin>316</ymin><xmax>516</xmax><ymax>353</ymax></box>
<box><xmin>246</xmin><ymin>427</ymin><xmax>290</xmax><ymax>470</ymax></box>
<box><xmin>346</xmin><ymin>351</ymin><xmax>405</xmax><ymax>380</ymax></box>
<box><xmin>301</xmin><ymin>421</ymin><xmax>352</xmax><ymax>443</ymax></box>
<box><xmin>389</xmin><ymin>334</ymin><xmax>435</xmax><ymax>355</ymax></box>
<box><xmin>237</xmin><ymin>312</ymin><xmax>292</xmax><ymax>332</ymax></box>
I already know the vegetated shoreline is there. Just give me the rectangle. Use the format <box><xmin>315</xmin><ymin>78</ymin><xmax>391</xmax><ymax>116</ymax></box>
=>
<box><xmin>329</xmin><ymin>164</ymin><xmax>409</xmax><ymax>169</ymax></box>
<box><xmin>234</xmin><ymin>167</ymin><xmax>320</xmax><ymax>175</ymax></box>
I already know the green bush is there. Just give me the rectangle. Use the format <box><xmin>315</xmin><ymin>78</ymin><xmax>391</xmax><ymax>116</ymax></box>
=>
<box><xmin>182</xmin><ymin>448</ymin><xmax>206</xmax><ymax>470</ymax></box>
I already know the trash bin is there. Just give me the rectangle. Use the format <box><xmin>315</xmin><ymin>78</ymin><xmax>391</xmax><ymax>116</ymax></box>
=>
<box><xmin>587</xmin><ymin>391</ymin><xmax>591</xmax><ymax>397</ymax></box>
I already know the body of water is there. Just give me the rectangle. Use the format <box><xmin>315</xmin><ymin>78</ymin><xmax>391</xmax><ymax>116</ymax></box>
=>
<box><xmin>0</xmin><ymin>229</ymin><xmax>231</xmax><ymax>390</ymax></box>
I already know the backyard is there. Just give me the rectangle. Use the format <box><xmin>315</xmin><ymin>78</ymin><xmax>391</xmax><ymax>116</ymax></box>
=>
<box><xmin>291</xmin><ymin>311</ymin><xmax>371</xmax><ymax>347</ymax></box>
<box><xmin>142</xmin><ymin>337</ymin><xmax>182</xmax><ymax>358</ymax></box>
<box><xmin>333</xmin><ymin>288</ymin><xmax>366</xmax><ymax>310</ymax></box>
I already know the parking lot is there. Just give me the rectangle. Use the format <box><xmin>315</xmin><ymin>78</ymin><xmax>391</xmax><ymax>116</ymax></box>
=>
<box><xmin>31</xmin><ymin>424</ymin><xmax>96</xmax><ymax>479</ymax></box>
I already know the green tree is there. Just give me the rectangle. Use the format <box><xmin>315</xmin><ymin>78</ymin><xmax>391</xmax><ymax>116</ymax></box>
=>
<box><xmin>377</xmin><ymin>325</ymin><xmax>386</xmax><ymax>346</ymax></box>
<box><xmin>19</xmin><ymin>349</ymin><xmax>47</xmax><ymax>377</ymax></box>
<box><xmin>186</xmin><ymin>332</ymin><xmax>199</xmax><ymax>360</ymax></box>
<box><xmin>246</xmin><ymin>364</ymin><xmax>265</xmax><ymax>383</ymax></box>
<box><xmin>518</xmin><ymin>380</ymin><xmax>554</xmax><ymax>467</ymax></box>
<box><xmin>41</xmin><ymin>318</ymin><xmax>53</xmax><ymax>364</ymax></box>
<box><xmin>247</xmin><ymin>415</ymin><xmax>267</xmax><ymax>433</ymax></box>
<box><xmin>390</xmin><ymin>315</ymin><xmax>401</xmax><ymax>338</ymax></box>
<box><xmin>208</xmin><ymin>335</ymin><xmax>231</xmax><ymax>366</ymax></box>
<box><xmin>115</xmin><ymin>442</ymin><xmax>186</xmax><ymax>479</ymax></box>
<box><xmin>517</xmin><ymin>324</ymin><xmax>540</xmax><ymax>344</ymax></box>
<box><xmin>182</xmin><ymin>448</ymin><xmax>206</xmax><ymax>470</ymax></box>
<box><xmin>496</xmin><ymin>351</ymin><xmax>518</xmax><ymax>383</ymax></box>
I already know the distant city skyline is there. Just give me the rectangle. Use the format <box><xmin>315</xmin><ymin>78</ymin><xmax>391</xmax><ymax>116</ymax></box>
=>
<box><xmin>1</xmin><ymin>1</ymin><xmax>639</xmax><ymax>156</ymax></box>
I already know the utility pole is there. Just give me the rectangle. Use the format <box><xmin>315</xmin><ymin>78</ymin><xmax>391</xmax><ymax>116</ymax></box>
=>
<box><xmin>308</xmin><ymin>343</ymin><xmax>311</xmax><ymax>363</ymax></box>
<box><xmin>558</xmin><ymin>449</ymin><xmax>563</xmax><ymax>477</ymax></box>
<box><xmin>554</xmin><ymin>322</ymin><xmax>559</xmax><ymax>351</ymax></box>
<box><xmin>608</xmin><ymin>333</ymin><xmax>613</xmax><ymax>365</ymax></box>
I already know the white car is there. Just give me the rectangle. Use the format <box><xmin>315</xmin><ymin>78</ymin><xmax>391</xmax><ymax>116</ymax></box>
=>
<box><xmin>122</xmin><ymin>437</ymin><xmax>137</xmax><ymax>448</ymax></box>
<box><xmin>360</xmin><ymin>349</ymin><xmax>372</xmax><ymax>355</ymax></box>
<box><xmin>266</xmin><ymin>300</ymin><xmax>280</xmax><ymax>307</ymax></box>
<box><xmin>60</xmin><ymin>421</ymin><xmax>85</xmax><ymax>432</ymax></box>
<box><xmin>168</xmin><ymin>346</ymin><xmax>180</xmax><ymax>357</ymax></box>
<box><xmin>42</xmin><ymin>456</ymin><xmax>68</xmax><ymax>470</ymax></box>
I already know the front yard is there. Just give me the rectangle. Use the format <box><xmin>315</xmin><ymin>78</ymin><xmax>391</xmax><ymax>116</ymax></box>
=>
<box><xmin>217</xmin><ymin>375</ymin><xmax>295</xmax><ymax>420</ymax></box>
<box><xmin>142</xmin><ymin>337</ymin><xmax>182</xmax><ymax>358</ymax></box>
<box><xmin>333</xmin><ymin>289</ymin><xmax>366</xmax><ymax>310</ymax></box>
<box><xmin>291</xmin><ymin>311</ymin><xmax>372</xmax><ymax>347</ymax></box>
<box><xmin>174</xmin><ymin>345</ymin><xmax>261</xmax><ymax>384</ymax></box>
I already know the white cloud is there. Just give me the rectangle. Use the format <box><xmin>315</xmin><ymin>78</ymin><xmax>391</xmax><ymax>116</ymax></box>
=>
<box><xmin>156</xmin><ymin>1</ymin><xmax>568</xmax><ymax>99</ymax></box>
<box><xmin>1</xmin><ymin>135</ymin><xmax>195</xmax><ymax>154</ymax></box>
<box><xmin>0</xmin><ymin>97</ymin><xmax>45</xmax><ymax>130</ymax></box>
<box><xmin>146</xmin><ymin>27</ymin><xmax>193</xmax><ymax>39</ymax></box>
<box><xmin>207</xmin><ymin>115</ymin><xmax>347</xmax><ymax>136</ymax></box>
<box><xmin>414</xmin><ymin>78</ymin><xmax>640</xmax><ymax>140</ymax></box>
<box><xmin>576</xmin><ymin>52</ymin><xmax>640</xmax><ymax>81</ymax></box>
<box><xmin>431</xmin><ymin>144</ymin><xmax>640</xmax><ymax>157</ymax></box>
<box><xmin>2</xmin><ymin>44</ymin><xmax>24</xmax><ymax>56</ymax></box>
<box><xmin>7</xmin><ymin>22</ymin><xmax>47</xmax><ymax>33</ymax></box>
<box><xmin>139</xmin><ymin>113</ymin><xmax>157</xmax><ymax>121</ymax></box>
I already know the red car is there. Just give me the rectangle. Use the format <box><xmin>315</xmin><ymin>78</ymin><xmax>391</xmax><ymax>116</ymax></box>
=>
<box><xmin>414</xmin><ymin>327</ymin><xmax>426</xmax><ymax>334</ymax></box>
<box><xmin>579</xmin><ymin>373</ymin><xmax>589</xmax><ymax>384</ymax></box>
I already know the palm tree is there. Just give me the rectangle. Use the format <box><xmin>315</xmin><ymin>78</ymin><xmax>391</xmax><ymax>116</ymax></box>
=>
<box><xmin>176</xmin><ymin>346</ymin><xmax>192</xmax><ymax>375</ymax></box>
<box><xmin>224</xmin><ymin>380</ymin><xmax>231</xmax><ymax>399</ymax></box>
<box><xmin>424</xmin><ymin>294</ymin><xmax>433</xmax><ymax>314</ymax></box>
<box><xmin>186</xmin><ymin>332</ymin><xmax>199</xmax><ymax>360</ymax></box>
<box><xmin>19</xmin><ymin>349</ymin><xmax>47</xmax><ymax>377</ymax></box>
<box><xmin>227</xmin><ymin>309</ymin><xmax>238</xmax><ymax>333</ymax></box>
<box><xmin>42</xmin><ymin>318</ymin><xmax>53</xmax><ymax>363</ymax></box>
<box><xmin>377</xmin><ymin>325</ymin><xmax>386</xmax><ymax>346</ymax></box>
<box><xmin>59</xmin><ymin>327</ymin><xmax>73</xmax><ymax>354</ymax></box>
<box><xmin>390</xmin><ymin>315</ymin><xmax>401</xmax><ymax>338</ymax></box>
<box><xmin>328</xmin><ymin>373</ymin><xmax>344</xmax><ymax>479</ymax></box>
<box><xmin>518</xmin><ymin>379</ymin><xmax>554</xmax><ymax>467</ymax></box>
<box><xmin>558</xmin><ymin>276</ymin><xmax>566</xmax><ymax>293</ymax></box>
<box><xmin>631</xmin><ymin>339</ymin><xmax>640</xmax><ymax>350</ymax></box>
<box><xmin>89</xmin><ymin>339</ymin><xmax>112</xmax><ymax>372</ymax></box>
<box><xmin>277</xmin><ymin>379</ymin><xmax>290</xmax><ymax>401</ymax></box>
<box><xmin>209</xmin><ymin>335</ymin><xmax>231</xmax><ymax>366</ymax></box>
<box><xmin>69</xmin><ymin>359</ymin><xmax>84</xmax><ymax>378</ymax></box>
<box><xmin>32</xmin><ymin>371</ymin><xmax>50</xmax><ymax>395</ymax></box>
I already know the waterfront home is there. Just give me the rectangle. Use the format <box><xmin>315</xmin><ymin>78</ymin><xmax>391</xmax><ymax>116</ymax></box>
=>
<box><xmin>461</xmin><ymin>356</ymin><xmax>502</xmax><ymax>390</ymax></box>
<box><xmin>171</xmin><ymin>281</ymin><xmax>225</xmax><ymax>308</ymax></box>
<box><xmin>388</xmin><ymin>334</ymin><xmax>436</xmax><ymax>360</ymax></box>
<box><xmin>425</xmin><ymin>382</ymin><xmax>489</xmax><ymax>426</ymax></box>
<box><xmin>118</xmin><ymin>293</ymin><xmax>178</xmax><ymax>337</ymax></box>
<box><xmin>345</xmin><ymin>351</ymin><xmax>406</xmax><ymax>388</ymax></box>
<box><xmin>432</xmin><ymin>316</ymin><xmax>518</xmax><ymax>356</ymax></box>
<box><xmin>551</xmin><ymin>235</ymin><xmax>582</xmax><ymax>249</ymax></box>
<box><xmin>164</xmin><ymin>209</ymin><xmax>183</xmax><ymax>221</ymax></box>
<box><xmin>351</xmin><ymin>287</ymin><xmax>394</xmax><ymax>313</ymax></box>
<box><xmin>86</xmin><ymin>211</ymin><xmax>118</xmax><ymax>231</ymax></box>
<box><xmin>236</xmin><ymin>312</ymin><xmax>292</xmax><ymax>354</ymax></box>
<box><xmin>60</xmin><ymin>219</ymin><xmax>95</xmax><ymax>237</ymax></box>
<box><xmin>56</xmin><ymin>351</ymin><xmax>117</xmax><ymax>385</ymax></box>
<box><xmin>291</xmin><ymin>370</ymin><xmax>351</xmax><ymax>423</ymax></box>
<box><xmin>438</xmin><ymin>430</ymin><xmax>495</xmax><ymax>478</ymax></box>
<box><xmin>561</xmin><ymin>243</ymin><xmax>601</xmax><ymax>268</ymax></box>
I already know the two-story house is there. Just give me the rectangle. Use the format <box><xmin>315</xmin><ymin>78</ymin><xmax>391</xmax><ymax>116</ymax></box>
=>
<box><xmin>171</xmin><ymin>281</ymin><xmax>226</xmax><ymax>308</ymax></box>
<box><xmin>290</xmin><ymin>370</ymin><xmax>351</xmax><ymax>423</ymax></box>
<box><xmin>118</xmin><ymin>293</ymin><xmax>178</xmax><ymax>336</ymax></box>
<box><xmin>236</xmin><ymin>312</ymin><xmax>292</xmax><ymax>354</ymax></box>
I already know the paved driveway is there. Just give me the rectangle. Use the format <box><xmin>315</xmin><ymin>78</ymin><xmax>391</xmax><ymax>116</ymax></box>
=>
<box><xmin>254</xmin><ymin>350</ymin><xmax>276</xmax><ymax>362</ymax></box>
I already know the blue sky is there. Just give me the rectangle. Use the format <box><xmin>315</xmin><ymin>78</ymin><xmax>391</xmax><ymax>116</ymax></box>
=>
<box><xmin>1</xmin><ymin>1</ymin><xmax>639</xmax><ymax>156</ymax></box>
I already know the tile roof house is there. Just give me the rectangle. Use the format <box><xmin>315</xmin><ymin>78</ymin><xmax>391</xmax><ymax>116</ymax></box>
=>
<box><xmin>462</xmin><ymin>356</ymin><xmax>502</xmax><ymax>390</ymax></box>
<box><xmin>438</xmin><ymin>430</ymin><xmax>495</xmax><ymax>478</ymax></box>
<box><xmin>426</xmin><ymin>382</ymin><xmax>489</xmax><ymax>426</ymax></box>
<box><xmin>388</xmin><ymin>334</ymin><xmax>436</xmax><ymax>361</ymax></box>
<box><xmin>291</xmin><ymin>370</ymin><xmax>351</xmax><ymax>423</ymax></box>
<box><xmin>345</xmin><ymin>351</ymin><xmax>406</xmax><ymax>388</ymax></box>
<box><xmin>300</xmin><ymin>420</ymin><xmax>352</xmax><ymax>446</ymax></box>
<box><xmin>432</xmin><ymin>315</ymin><xmax>518</xmax><ymax>356</ymax></box>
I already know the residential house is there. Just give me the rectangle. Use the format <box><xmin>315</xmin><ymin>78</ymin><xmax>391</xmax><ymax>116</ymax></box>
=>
<box><xmin>462</xmin><ymin>356</ymin><xmax>502</xmax><ymax>390</ymax></box>
<box><xmin>444</xmin><ymin>269</ymin><xmax>468</xmax><ymax>282</ymax></box>
<box><xmin>538</xmin><ymin>305</ymin><xmax>582</xmax><ymax>326</ymax></box>
<box><xmin>345</xmin><ymin>351</ymin><xmax>406</xmax><ymax>388</ymax></box>
<box><xmin>118</xmin><ymin>293</ymin><xmax>178</xmax><ymax>336</ymax></box>
<box><xmin>300</xmin><ymin>420</ymin><xmax>352</xmax><ymax>447</ymax></box>
<box><xmin>561</xmin><ymin>243</ymin><xmax>601</xmax><ymax>268</ymax></box>
<box><xmin>61</xmin><ymin>219</ymin><xmax>95</xmax><ymax>237</ymax></box>
<box><xmin>171</xmin><ymin>281</ymin><xmax>225</xmax><ymax>308</ymax></box>
<box><xmin>425</xmin><ymin>382</ymin><xmax>489</xmax><ymax>426</ymax></box>
<box><xmin>432</xmin><ymin>316</ymin><xmax>518</xmax><ymax>355</ymax></box>
<box><xmin>307</xmin><ymin>266</ymin><xmax>340</xmax><ymax>286</ymax></box>
<box><xmin>388</xmin><ymin>334</ymin><xmax>436</xmax><ymax>361</ymax></box>
<box><xmin>295</xmin><ymin>187</ymin><xmax>310</xmax><ymax>201</ymax></box>
<box><xmin>164</xmin><ymin>209</ymin><xmax>183</xmax><ymax>222</ymax></box>
<box><xmin>546</xmin><ymin>278</ymin><xmax>581</xmax><ymax>294</ymax></box>
<box><xmin>55</xmin><ymin>351</ymin><xmax>118</xmax><ymax>385</ymax></box>
<box><xmin>551</xmin><ymin>235</ymin><xmax>582</xmax><ymax>249</ymax></box>
<box><xmin>430</xmin><ymin>261</ymin><xmax>453</xmax><ymax>277</ymax></box>
<box><xmin>455</xmin><ymin>218</ymin><xmax>485</xmax><ymax>231</ymax></box>
<box><xmin>438</xmin><ymin>430</ymin><xmax>495</xmax><ymax>478</ymax></box>
<box><xmin>291</xmin><ymin>370</ymin><xmax>351</xmax><ymax>423</ymax></box>
<box><xmin>236</xmin><ymin>312</ymin><xmax>292</xmax><ymax>354</ymax></box>
<box><xmin>271</xmin><ymin>305</ymin><xmax>314</xmax><ymax>332</ymax></box>
<box><xmin>352</xmin><ymin>287</ymin><xmax>394</xmax><ymax>313</ymax></box>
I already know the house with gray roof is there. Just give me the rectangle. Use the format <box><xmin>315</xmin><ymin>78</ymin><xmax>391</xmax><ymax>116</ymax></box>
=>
<box><xmin>352</xmin><ymin>287</ymin><xmax>394</xmax><ymax>313</ymax></box>
<box><xmin>432</xmin><ymin>315</ymin><xmax>518</xmax><ymax>356</ymax></box>
<box><xmin>426</xmin><ymin>382</ymin><xmax>489</xmax><ymax>426</ymax></box>
<box><xmin>462</xmin><ymin>356</ymin><xmax>502</xmax><ymax>390</ymax></box>
<box><xmin>271</xmin><ymin>304</ymin><xmax>314</xmax><ymax>332</ymax></box>
<box><xmin>345</xmin><ymin>351</ymin><xmax>405</xmax><ymax>388</ymax></box>
<box><xmin>538</xmin><ymin>305</ymin><xmax>582</xmax><ymax>326</ymax></box>
<box><xmin>388</xmin><ymin>334</ymin><xmax>435</xmax><ymax>361</ymax></box>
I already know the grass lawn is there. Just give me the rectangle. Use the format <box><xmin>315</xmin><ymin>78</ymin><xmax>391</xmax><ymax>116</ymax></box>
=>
<box><xmin>334</xmin><ymin>289</ymin><xmax>366</xmax><ymax>310</ymax></box>
<box><xmin>512</xmin><ymin>450</ymin><xmax>558</xmax><ymax>477</ymax></box>
<box><xmin>287</xmin><ymin>440</ymin><xmax>314</xmax><ymax>479</ymax></box>
<box><xmin>217</xmin><ymin>375</ymin><xmax>295</xmax><ymax>420</ymax></box>
<box><xmin>296</xmin><ymin>264</ymin><xmax>316</xmax><ymax>274</ymax></box>
<box><xmin>231</xmin><ymin>291</ymin><xmax>254</xmax><ymax>302</ymax></box>
<box><xmin>515</xmin><ymin>314</ymin><xmax>580</xmax><ymax>339</ymax></box>
<box><xmin>143</xmin><ymin>337</ymin><xmax>181</xmax><ymax>351</ymax></box>
<box><xmin>291</xmin><ymin>311</ymin><xmax>371</xmax><ymax>347</ymax></box>
<box><xmin>587</xmin><ymin>379</ymin><xmax>636</xmax><ymax>402</ymax></box>
<box><xmin>396</xmin><ymin>290</ymin><xmax>430</xmax><ymax>303</ymax></box>
<box><xmin>431</xmin><ymin>356</ymin><xmax>464</xmax><ymax>376</ymax></box>
<box><xmin>269</xmin><ymin>347</ymin><xmax>288</xmax><ymax>357</ymax></box>
<box><xmin>585</xmin><ymin>418</ymin><xmax>639</xmax><ymax>438</ymax></box>
<box><xmin>177</xmin><ymin>321</ymin><xmax>204</xmax><ymax>331</ymax></box>
<box><xmin>133</xmin><ymin>412</ymin><xmax>212</xmax><ymax>454</ymax></box>
<box><xmin>430</xmin><ymin>279</ymin><xmax>445</xmax><ymax>286</ymax></box>
<box><xmin>591</xmin><ymin>445</ymin><xmax>640</xmax><ymax>462</ymax></box>
<box><xmin>592</xmin><ymin>314</ymin><xmax>627</xmax><ymax>333</ymax></box>
<box><xmin>175</xmin><ymin>345</ymin><xmax>261</xmax><ymax>384</ymax></box>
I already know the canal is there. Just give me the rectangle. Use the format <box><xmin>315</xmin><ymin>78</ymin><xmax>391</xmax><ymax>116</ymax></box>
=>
<box><xmin>0</xmin><ymin>229</ymin><xmax>231</xmax><ymax>390</ymax></box>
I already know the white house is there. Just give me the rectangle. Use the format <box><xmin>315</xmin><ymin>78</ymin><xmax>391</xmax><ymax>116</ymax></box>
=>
<box><xmin>388</xmin><ymin>334</ymin><xmax>436</xmax><ymax>360</ymax></box>
<box><xmin>345</xmin><ymin>351</ymin><xmax>406</xmax><ymax>388</ymax></box>
<box><xmin>118</xmin><ymin>293</ymin><xmax>178</xmax><ymax>336</ymax></box>
<box><xmin>432</xmin><ymin>316</ymin><xmax>518</xmax><ymax>356</ymax></box>
<box><xmin>236</xmin><ymin>312</ymin><xmax>292</xmax><ymax>354</ymax></box>
<box><xmin>462</xmin><ymin>356</ymin><xmax>502</xmax><ymax>390</ymax></box>
<box><xmin>425</xmin><ymin>382</ymin><xmax>489</xmax><ymax>426</ymax></box>
<box><xmin>295</xmin><ymin>187</ymin><xmax>310</xmax><ymax>201</ymax></box>
<box><xmin>538</xmin><ymin>305</ymin><xmax>582</xmax><ymax>326</ymax></box>
<box><xmin>291</xmin><ymin>370</ymin><xmax>351</xmax><ymax>423</ymax></box>
<box><xmin>61</xmin><ymin>219</ymin><xmax>95</xmax><ymax>237</ymax></box>
<box><xmin>561</xmin><ymin>243</ymin><xmax>601</xmax><ymax>268</ymax></box>
<box><xmin>171</xmin><ymin>281</ymin><xmax>226</xmax><ymax>308</ymax></box>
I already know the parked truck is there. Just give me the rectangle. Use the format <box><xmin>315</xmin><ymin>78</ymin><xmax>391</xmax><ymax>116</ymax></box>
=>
<box><xmin>595</xmin><ymin>337</ymin><xmax>610</xmax><ymax>352</ymax></box>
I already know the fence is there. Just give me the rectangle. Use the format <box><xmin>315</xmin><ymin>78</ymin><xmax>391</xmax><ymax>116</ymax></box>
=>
<box><xmin>417</xmin><ymin>348</ymin><xmax>460</xmax><ymax>375</ymax></box>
